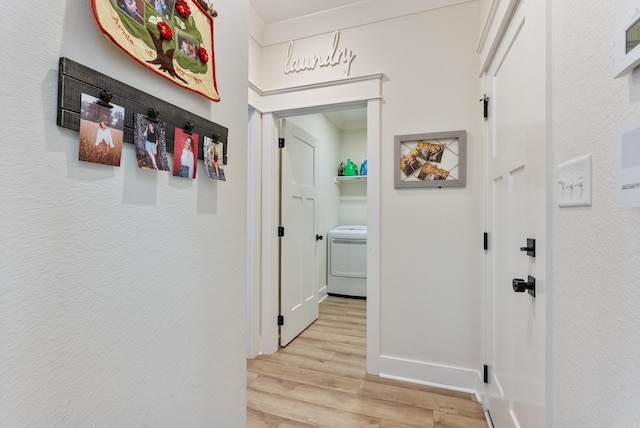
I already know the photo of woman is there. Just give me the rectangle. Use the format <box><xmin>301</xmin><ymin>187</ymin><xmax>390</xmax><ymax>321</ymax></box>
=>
<box><xmin>95</xmin><ymin>121</ymin><xmax>114</xmax><ymax>149</ymax></box>
<box><xmin>133</xmin><ymin>113</ymin><xmax>170</xmax><ymax>171</ymax></box>
<box><xmin>78</xmin><ymin>93</ymin><xmax>124</xmax><ymax>167</ymax></box>
<box><xmin>203</xmin><ymin>135</ymin><xmax>226</xmax><ymax>181</ymax></box>
<box><xmin>173</xmin><ymin>128</ymin><xmax>198</xmax><ymax>179</ymax></box>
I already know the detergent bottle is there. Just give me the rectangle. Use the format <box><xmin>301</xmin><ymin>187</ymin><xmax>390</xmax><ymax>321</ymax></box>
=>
<box><xmin>360</xmin><ymin>159</ymin><xmax>368</xmax><ymax>176</ymax></box>
<box><xmin>344</xmin><ymin>159</ymin><xmax>358</xmax><ymax>176</ymax></box>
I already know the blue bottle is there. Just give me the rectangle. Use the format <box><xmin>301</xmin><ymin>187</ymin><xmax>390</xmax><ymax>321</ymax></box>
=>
<box><xmin>360</xmin><ymin>159</ymin><xmax>368</xmax><ymax>176</ymax></box>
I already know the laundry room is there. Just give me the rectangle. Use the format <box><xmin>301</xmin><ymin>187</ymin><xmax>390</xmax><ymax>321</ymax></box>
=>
<box><xmin>286</xmin><ymin>106</ymin><xmax>368</xmax><ymax>299</ymax></box>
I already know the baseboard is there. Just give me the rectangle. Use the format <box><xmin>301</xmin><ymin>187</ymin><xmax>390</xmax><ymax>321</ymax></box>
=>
<box><xmin>377</xmin><ymin>354</ymin><xmax>482</xmax><ymax>394</ymax></box>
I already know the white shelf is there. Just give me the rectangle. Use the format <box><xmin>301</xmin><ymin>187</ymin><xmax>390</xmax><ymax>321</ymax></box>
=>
<box><xmin>334</xmin><ymin>176</ymin><xmax>367</xmax><ymax>184</ymax></box>
<box><xmin>334</xmin><ymin>176</ymin><xmax>367</xmax><ymax>201</ymax></box>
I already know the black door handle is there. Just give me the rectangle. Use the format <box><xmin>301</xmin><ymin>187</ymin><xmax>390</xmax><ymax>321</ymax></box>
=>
<box><xmin>520</xmin><ymin>238</ymin><xmax>535</xmax><ymax>257</ymax></box>
<box><xmin>512</xmin><ymin>276</ymin><xmax>536</xmax><ymax>298</ymax></box>
<box><xmin>316</xmin><ymin>234</ymin><xmax>323</xmax><ymax>241</ymax></box>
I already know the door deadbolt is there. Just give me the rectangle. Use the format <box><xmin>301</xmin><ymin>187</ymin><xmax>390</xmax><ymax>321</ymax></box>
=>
<box><xmin>520</xmin><ymin>238</ymin><xmax>535</xmax><ymax>257</ymax></box>
<box><xmin>512</xmin><ymin>275</ymin><xmax>536</xmax><ymax>298</ymax></box>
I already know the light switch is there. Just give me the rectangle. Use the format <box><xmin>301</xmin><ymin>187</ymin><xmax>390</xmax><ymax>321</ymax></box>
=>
<box><xmin>557</xmin><ymin>154</ymin><xmax>592</xmax><ymax>207</ymax></box>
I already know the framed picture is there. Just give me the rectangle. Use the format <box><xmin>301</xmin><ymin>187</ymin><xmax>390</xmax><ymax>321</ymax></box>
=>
<box><xmin>394</xmin><ymin>130</ymin><xmax>466</xmax><ymax>188</ymax></box>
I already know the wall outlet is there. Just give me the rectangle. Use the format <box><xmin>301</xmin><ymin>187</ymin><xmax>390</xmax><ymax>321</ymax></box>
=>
<box><xmin>557</xmin><ymin>154</ymin><xmax>592</xmax><ymax>207</ymax></box>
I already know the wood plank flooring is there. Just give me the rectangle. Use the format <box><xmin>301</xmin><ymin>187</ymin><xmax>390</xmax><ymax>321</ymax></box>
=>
<box><xmin>247</xmin><ymin>296</ymin><xmax>487</xmax><ymax>427</ymax></box>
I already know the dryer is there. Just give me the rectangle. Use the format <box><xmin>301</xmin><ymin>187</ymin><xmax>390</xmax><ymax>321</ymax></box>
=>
<box><xmin>327</xmin><ymin>225</ymin><xmax>367</xmax><ymax>297</ymax></box>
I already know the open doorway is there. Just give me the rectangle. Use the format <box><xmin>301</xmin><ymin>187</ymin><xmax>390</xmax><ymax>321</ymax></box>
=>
<box><xmin>279</xmin><ymin>107</ymin><xmax>368</xmax><ymax>347</ymax></box>
<box><xmin>247</xmin><ymin>75</ymin><xmax>382</xmax><ymax>376</ymax></box>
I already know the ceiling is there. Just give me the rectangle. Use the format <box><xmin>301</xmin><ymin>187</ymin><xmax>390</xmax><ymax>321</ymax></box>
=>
<box><xmin>324</xmin><ymin>108</ymin><xmax>367</xmax><ymax>131</ymax></box>
<box><xmin>248</xmin><ymin>0</ymin><xmax>468</xmax><ymax>46</ymax></box>
<box><xmin>249</xmin><ymin>0</ymin><xmax>368</xmax><ymax>26</ymax></box>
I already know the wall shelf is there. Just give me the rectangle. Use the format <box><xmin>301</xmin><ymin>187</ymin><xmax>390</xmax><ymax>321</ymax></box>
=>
<box><xmin>334</xmin><ymin>176</ymin><xmax>367</xmax><ymax>201</ymax></box>
<box><xmin>334</xmin><ymin>176</ymin><xmax>368</xmax><ymax>184</ymax></box>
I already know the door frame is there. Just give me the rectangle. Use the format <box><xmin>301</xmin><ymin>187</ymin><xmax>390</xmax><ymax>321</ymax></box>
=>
<box><xmin>247</xmin><ymin>75</ymin><xmax>383</xmax><ymax>375</ymax></box>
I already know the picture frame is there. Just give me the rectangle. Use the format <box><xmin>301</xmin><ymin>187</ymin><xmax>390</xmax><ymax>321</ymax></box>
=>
<box><xmin>394</xmin><ymin>130</ymin><xmax>466</xmax><ymax>188</ymax></box>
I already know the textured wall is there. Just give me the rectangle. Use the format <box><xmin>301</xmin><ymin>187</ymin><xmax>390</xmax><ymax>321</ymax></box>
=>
<box><xmin>552</xmin><ymin>0</ymin><xmax>640</xmax><ymax>425</ymax></box>
<box><xmin>1</xmin><ymin>1</ymin><xmax>248</xmax><ymax>426</ymax></box>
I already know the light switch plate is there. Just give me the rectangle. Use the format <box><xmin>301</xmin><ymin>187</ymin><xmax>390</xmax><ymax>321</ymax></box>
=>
<box><xmin>558</xmin><ymin>154</ymin><xmax>592</xmax><ymax>207</ymax></box>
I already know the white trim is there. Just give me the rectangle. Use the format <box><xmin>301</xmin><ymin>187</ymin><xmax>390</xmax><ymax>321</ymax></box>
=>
<box><xmin>544</xmin><ymin>0</ymin><xmax>553</xmax><ymax>425</ymax></box>
<box><xmin>378</xmin><ymin>355</ymin><xmax>481</xmax><ymax>392</ymax></box>
<box><xmin>365</xmin><ymin>98</ymin><xmax>381</xmax><ymax>376</ymax></box>
<box><xmin>259</xmin><ymin>113</ymin><xmax>280</xmax><ymax>356</ymax></box>
<box><xmin>248</xmin><ymin>75</ymin><xmax>382</xmax><ymax>369</ymax></box>
<box><xmin>476</xmin><ymin>0</ymin><xmax>500</xmax><ymax>55</ymax></box>
<box><xmin>246</xmin><ymin>107</ymin><xmax>263</xmax><ymax>358</ymax></box>
<box><xmin>249</xmin><ymin>75</ymin><xmax>382</xmax><ymax>114</ymax></box>
<box><xmin>477</xmin><ymin>0</ymin><xmax>522</xmax><ymax>75</ymax></box>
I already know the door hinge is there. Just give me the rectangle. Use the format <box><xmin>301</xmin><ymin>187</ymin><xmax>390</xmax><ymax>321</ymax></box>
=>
<box><xmin>278</xmin><ymin>227</ymin><xmax>285</xmax><ymax>237</ymax></box>
<box><xmin>483</xmin><ymin>232</ymin><xmax>489</xmax><ymax>251</ymax></box>
<box><xmin>480</xmin><ymin>94</ymin><xmax>489</xmax><ymax>119</ymax></box>
<box><xmin>279</xmin><ymin>137</ymin><xmax>285</xmax><ymax>148</ymax></box>
<box><xmin>277</xmin><ymin>315</ymin><xmax>284</xmax><ymax>326</ymax></box>
<box><xmin>483</xmin><ymin>364</ymin><xmax>489</xmax><ymax>384</ymax></box>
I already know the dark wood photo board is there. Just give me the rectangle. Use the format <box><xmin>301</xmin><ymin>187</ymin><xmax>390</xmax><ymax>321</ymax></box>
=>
<box><xmin>56</xmin><ymin>57</ymin><xmax>228</xmax><ymax>164</ymax></box>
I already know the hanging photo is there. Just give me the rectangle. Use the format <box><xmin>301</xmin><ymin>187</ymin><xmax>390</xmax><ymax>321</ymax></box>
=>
<box><xmin>173</xmin><ymin>128</ymin><xmax>198</xmax><ymax>179</ymax></box>
<box><xmin>78</xmin><ymin>93</ymin><xmax>125</xmax><ymax>167</ymax></box>
<box><xmin>133</xmin><ymin>113</ymin><xmax>171</xmax><ymax>170</ymax></box>
<box><xmin>203</xmin><ymin>136</ymin><xmax>226</xmax><ymax>181</ymax></box>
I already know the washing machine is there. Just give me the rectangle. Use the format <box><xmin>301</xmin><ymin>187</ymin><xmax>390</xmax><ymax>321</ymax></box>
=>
<box><xmin>327</xmin><ymin>225</ymin><xmax>367</xmax><ymax>297</ymax></box>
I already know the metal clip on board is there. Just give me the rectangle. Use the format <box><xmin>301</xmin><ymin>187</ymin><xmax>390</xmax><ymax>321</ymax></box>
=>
<box><xmin>146</xmin><ymin>108</ymin><xmax>160</xmax><ymax>123</ymax></box>
<box><xmin>184</xmin><ymin>122</ymin><xmax>195</xmax><ymax>135</ymax></box>
<box><xmin>97</xmin><ymin>90</ymin><xmax>113</xmax><ymax>108</ymax></box>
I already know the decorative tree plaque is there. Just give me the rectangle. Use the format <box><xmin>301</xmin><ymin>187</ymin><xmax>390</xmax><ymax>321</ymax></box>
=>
<box><xmin>92</xmin><ymin>0</ymin><xmax>219</xmax><ymax>101</ymax></box>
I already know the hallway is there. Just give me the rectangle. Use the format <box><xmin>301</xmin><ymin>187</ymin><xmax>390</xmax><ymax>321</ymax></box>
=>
<box><xmin>247</xmin><ymin>296</ymin><xmax>487</xmax><ymax>427</ymax></box>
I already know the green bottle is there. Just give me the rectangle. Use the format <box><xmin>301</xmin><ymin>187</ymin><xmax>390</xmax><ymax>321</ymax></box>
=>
<box><xmin>344</xmin><ymin>159</ymin><xmax>358</xmax><ymax>176</ymax></box>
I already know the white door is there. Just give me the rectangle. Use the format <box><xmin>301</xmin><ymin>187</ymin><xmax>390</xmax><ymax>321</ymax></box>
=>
<box><xmin>485</xmin><ymin>0</ymin><xmax>546</xmax><ymax>426</ymax></box>
<box><xmin>279</xmin><ymin>119</ymin><xmax>319</xmax><ymax>346</ymax></box>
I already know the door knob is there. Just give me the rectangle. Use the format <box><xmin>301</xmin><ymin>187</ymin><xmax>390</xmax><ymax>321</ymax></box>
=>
<box><xmin>316</xmin><ymin>234</ymin><xmax>323</xmax><ymax>241</ymax></box>
<box><xmin>512</xmin><ymin>275</ymin><xmax>536</xmax><ymax>297</ymax></box>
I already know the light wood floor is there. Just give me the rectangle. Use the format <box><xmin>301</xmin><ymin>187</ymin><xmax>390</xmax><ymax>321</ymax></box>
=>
<box><xmin>247</xmin><ymin>296</ymin><xmax>488</xmax><ymax>427</ymax></box>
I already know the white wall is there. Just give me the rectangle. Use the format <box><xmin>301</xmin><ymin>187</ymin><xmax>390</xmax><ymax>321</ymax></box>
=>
<box><xmin>339</xmin><ymin>128</ymin><xmax>368</xmax><ymax>170</ymax></box>
<box><xmin>1</xmin><ymin>2</ymin><xmax>248</xmax><ymax>426</ymax></box>
<box><xmin>552</xmin><ymin>0</ymin><xmax>640</xmax><ymax>425</ymax></box>
<box><xmin>338</xmin><ymin>128</ymin><xmax>368</xmax><ymax>225</ymax></box>
<box><xmin>252</xmin><ymin>2</ymin><xmax>482</xmax><ymax>388</ymax></box>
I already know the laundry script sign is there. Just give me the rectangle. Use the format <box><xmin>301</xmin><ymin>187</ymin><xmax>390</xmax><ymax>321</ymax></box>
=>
<box><xmin>284</xmin><ymin>32</ymin><xmax>355</xmax><ymax>76</ymax></box>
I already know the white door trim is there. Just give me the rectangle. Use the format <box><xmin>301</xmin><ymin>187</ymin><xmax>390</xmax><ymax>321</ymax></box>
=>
<box><xmin>247</xmin><ymin>75</ymin><xmax>382</xmax><ymax>374</ymax></box>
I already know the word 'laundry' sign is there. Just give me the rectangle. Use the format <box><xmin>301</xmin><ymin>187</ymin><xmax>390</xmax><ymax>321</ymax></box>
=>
<box><xmin>284</xmin><ymin>32</ymin><xmax>356</xmax><ymax>76</ymax></box>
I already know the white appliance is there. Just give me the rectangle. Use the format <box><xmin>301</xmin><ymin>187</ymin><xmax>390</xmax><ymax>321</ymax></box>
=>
<box><xmin>327</xmin><ymin>225</ymin><xmax>367</xmax><ymax>297</ymax></box>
